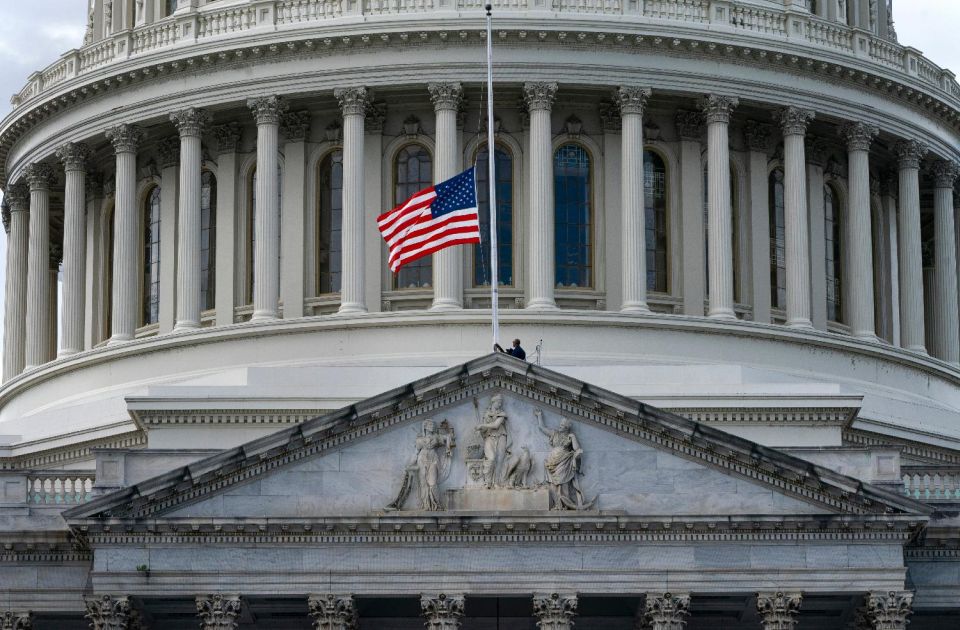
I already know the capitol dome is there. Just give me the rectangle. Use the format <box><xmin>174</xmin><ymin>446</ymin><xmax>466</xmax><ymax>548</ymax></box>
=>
<box><xmin>0</xmin><ymin>0</ymin><xmax>958</xmax><ymax>628</ymax></box>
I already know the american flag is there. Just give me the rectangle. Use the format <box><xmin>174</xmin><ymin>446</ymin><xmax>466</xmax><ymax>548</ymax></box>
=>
<box><xmin>378</xmin><ymin>167</ymin><xmax>481</xmax><ymax>273</ymax></box>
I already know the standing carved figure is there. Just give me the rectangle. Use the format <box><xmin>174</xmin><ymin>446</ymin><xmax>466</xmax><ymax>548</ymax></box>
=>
<box><xmin>385</xmin><ymin>420</ymin><xmax>455</xmax><ymax>511</ymax></box>
<box><xmin>535</xmin><ymin>409</ymin><xmax>595</xmax><ymax>510</ymax></box>
<box><xmin>476</xmin><ymin>394</ymin><xmax>509</xmax><ymax>487</ymax></box>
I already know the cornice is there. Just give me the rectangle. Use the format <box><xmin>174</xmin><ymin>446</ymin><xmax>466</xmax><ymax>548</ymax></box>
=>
<box><xmin>844</xmin><ymin>429</ymin><xmax>960</xmax><ymax>466</ymax></box>
<box><xmin>2</xmin><ymin>18</ymin><xmax>960</xmax><ymax>184</ymax></box>
<box><xmin>0</xmin><ymin>430</ymin><xmax>145</xmax><ymax>471</ymax></box>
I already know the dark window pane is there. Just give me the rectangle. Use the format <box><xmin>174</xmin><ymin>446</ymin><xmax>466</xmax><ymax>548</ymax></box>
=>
<box><xmin>200</xmin><ymin>171</ymin><xmax>217</xmax><ymax>311</ymax></box>
<box><xmin>769</xmin><ymin>169</ymin><xmax>786</xmax><ymax>310</ymax></box>
<box><xmin>393</xmin><ymin>145</ymin><xmax>433</xmax><ymax>289</ymax></box>
<box><xmin>142</xmin><ymin>187</ymin><xmax>162</xmax><ymax>325</ymax></box>
<box><xmin>474</xmin><ymin>145</ymin><xmax>513</xmax><ymax>287</ymax></box>
<box><xmin>318</xmin><ymin>150</ymin><xmax>344</xmax><ymax>294</ymax></box>
<box><xmin>644</xmin><ymin>151</ymin><xmax>668</xmax><ymax>292</ymax></box>
<box><xmin>554</xmin><ymin>143</ymin><xmax>592</xmax><ymax>289</ymax></box>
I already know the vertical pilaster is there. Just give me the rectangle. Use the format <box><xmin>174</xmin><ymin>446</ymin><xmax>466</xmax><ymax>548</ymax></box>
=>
<box><xmin>643</xmin><ymin>593</ymin><xmax>690</xmax><ymax>630</ymax></box>
<box><xmin>745</xmin><ymin>121</ymin><xmax>772</xmax><ymax>324</ymax></box>
<box><xmin>247</xmin><ymin>96</ymin><xmax>286</xmax><ymax>322</ymax></box>
<box><xmin>881</xmin><ymin>174</ymin><xmax>901</xmax><ymax>345</ymax></box>
<box><xmin>421</xmin><ymin>593</ymin><xmax>464</xmax><ymax>630</ymax></box>
<box><xmin>334</xmin><ymin>87</ymin><xmax>369</xmax><ymax>314</ymax></box>
<box><xmin>756</xmin><ymin>592</ymin><xmax>802</xmax><ymax>630</ymax></box>
<box><xmin>47</xmin><ymin>245</ymin><xmax>60</xmax><ymax>361</ymax></box>
<box><xmin>211</xmin><ymin>123</ymin><xmax>241</xmax><ymax>326</ymax></box>
<box><xmin>676</xmin><ymin>110</ymin><xmax>706</xmax><ymax>315</ymax></box>
<box><xmin>307</xmin><ymin>594</ymin><xmax>357</xmax><ymax>630</ymax></box>
<box><xmin>429</xmin><ymin>82</ymin><xmax>465</xmax><ymax>311</ymax></box>
<box><xmin>930</xmin><ymin>160</ymin><xmax>960</xmax><ymax>364</ymax></box>
<box><xmin>24</xmin><ymin>163</ymin><xmax>55</xmax><ymax>369</ymax></box>
<box><xmin>83</xmin><ymin>174</ymin><xmax>104</xmax><ymax>349</ymax></box>
<box><xmin>895</xmin><ymin>139</ymin><xmax>928</xmax><ymax>353</ymax></box>
<box><xmin>105</xmin><ymin>124</ymin><xmax>144</xmax><ymax>343</ymax></box>
<box><xmin>55</xmin><ymin>143</ymin><xmax>90</xmax><ymax>356</ymax></box>
<box><xmin>806</xmin><ymin>138</ymin><xmax>828</xmax><ymax>331</ymax></box>
<box><xmin>3</xmin><ymin>183</ymin><xmax>30</xmax><ymax>381</ymax></box>
<box><xmin>701</xmin><ymin>94</ymin><xmax>739</xmax><ymax>319</ymax></box>
<box><xmin>280</xmin><ymin>110</ymin><xmax>311</xmax><ymax>319</ymax></box>
<box><xmin>364</xmin><ymin>103</ymin><xmax>386</xmax><ymax>311</ymax></box>
<box><xmin>156</xmin><ymin>137</ymin><xmax>180</xmax><ymax>334</ymax></box>
<box><xmin>839</xmin><ymin>121</ymin><xmax>880</xmax><ymax>339</ymax></box>
<box><xmin>170</xmin><ymin>107</ymin><xmax>210</xmax><ymax>332</ymax></box>
<box><xmin>523</xmin><ymin>81</ymin><xmax>559</xmax><ymax>310</ymax></box>
<box><xmin>532</xmin><ymin>593</ymin><xmax>578</xmax><ymax>630</ymax></box>
<box><xmin>777</xmin><ymin>107</ymin><xmax>816</xmax><ymax>329</ymax></box>
<box><xmin>84</xmin><ymin>595</ymin><xmax>131</xmax><ymax>630</ymax></box>
<box><xmin>196</xmin><ymin>594</ymin><xmax>242</xmax><ymax>630</ymax></box>
<box><xmin>618</xmin><ymin>86</ymin><xmax>652</xmax><ymax>313</ymax></box>
<box><xmin>864</xmin><ymin>591</ymin><xmax>913</xmax><ymax>630</ymax></box>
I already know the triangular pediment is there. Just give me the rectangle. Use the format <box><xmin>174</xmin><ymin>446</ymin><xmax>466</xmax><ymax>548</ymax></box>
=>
<box><xmin>65</xmin><ymin>354</ymin><xmax>929</xmax><ymax>525</ymax></box>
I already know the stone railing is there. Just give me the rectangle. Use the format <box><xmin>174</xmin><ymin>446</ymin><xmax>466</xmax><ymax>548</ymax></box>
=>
<box><xmin>8</xmin><ymin>0</ymin><xmax>960</xmax><ymax>111</ymax></box>
<box><xmin>902</xmin><ymin>468</ymin><xmax>960</xmax><ymax>502</ymax></box>
<box><xmin>26</xmin><ymin>471</ymin><xmax>95</xmax><ymax>506</ymax></box>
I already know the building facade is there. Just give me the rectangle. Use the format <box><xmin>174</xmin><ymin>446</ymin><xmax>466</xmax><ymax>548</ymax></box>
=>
<box><xmin>0</xmin><ymin>0</ymin><xmax>958</xmax><ymax>627</ymax></box>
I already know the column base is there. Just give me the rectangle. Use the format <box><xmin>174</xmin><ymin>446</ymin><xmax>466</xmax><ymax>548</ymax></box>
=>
<box><xmin>906</xmin><ymin>344</ymin><xmax>928</xmax><ymax>355</ymax></box>
<box><xmin>708</xmin><ymin>309</ymin><xmax>737</xmax><ymax>321</ymax></box>
<box><xmin>429</xmin><ymin>301</ymin><xmax>462</xmax><ymax>312</ymax></box>
<box><xmin>250</xmin><ymin>311</ymin><xmax>278</xmax><ymax>323</ymax></box>
<box><xmin>57</xmin><ymin>348</ymin><xmax>80</xmax><ymax>358</ymax></box>
<box><xmin>620</xmin><ymin>303</ymin><xmax>652</xmax><ymax>315</ymax></box>
<box><xmin>172</xmin><ymin>322</ymin><xmax>200</xmax><ymax>334</ymax></box>
<box><xmin>336</xmin><ymin>303</ymin><xmax>368</xmax><ymax>315</ymax></box>
<box><xmin>786</xmin><ymin>318</ymin><xmax>814</xmax><ymax>330</ymax></box>
<box><xmin>852</xmin><ymin>331</ymin><xmax>880</xmax><ymax>343</ymax></box>
<box><xmin>526</xmin><ymin>299</ymin><xmax>559</xmax><ymax>311</ymax></box>
<box><xmin>106</xmin><ymin>335</ymin><xmax>133</xmax><ymax>346</ymax></box>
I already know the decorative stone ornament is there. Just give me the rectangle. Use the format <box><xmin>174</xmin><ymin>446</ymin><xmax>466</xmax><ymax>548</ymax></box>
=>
<box><xmin>24</xmin><ymin>163</ymin><xmax>54</xmax><ymax>191</ymax></box>
<box><xmin>895</xmin><ymin>139</ymin><xmax>928</xmax><ymax>169</ymax></box>
<box><xmin>280</xmin><ymin>111</ymin><xmax>312</xmax><ymax>141</ymax></box>
<box><xmin>385</xmin><ymin>419</ymin><xmax>455</xmax><ymax>510</ymax></box>
<box><xmin>84</xmin><ymin>595</ymin><xmax>131</xmax><ymax>630</ymax></box>
<box><xmin>674</xmin><ymin>110</ymin><xmax>704</xmax><ymax>141</ymax></box>
<box><xmin>105</xmin><ymin>124</ymin><xmax>145</xmax><ymax>154</ymax></box>
<box><xmin>247</xmin><ymin>96</ymin><xmax>288</xmax><ymax>125</ymax></box>
<box><xmin>532</xmin><ymin>593</ymin><xmax>578</xmax><ymax>629</ymax></box>
<box><xmin>365</xmin><ymin>101</ymin><xmax>387</xmax><ymax>133</ymax></box>
<box><xmin>699</xmin><ymin>94</ymin><xmax>739</xmax><ymax>125</ymax></box>
<box><xmin>402</xmin><ymin>115</ymin><xmax>423</xmax><ymax>138</ymax></box>
<box><xmin>324</xmin><ymin>121</ymin><xmax>343</xmax><ymax>143</ymax></box>
<box><xmin>616</xmin><ymin>86</ymin><xmax>651</xmax><ymax>116</ymax></box>
<box><xmin>930</xmin><ymin>159</ymin><xmax>960</xmax><ymax>188</ymax></box>
<box><xmin>777</xmin><ymin>107</ymin><xmax>816</xmax><ymax>137</ymax></box>
<box><xmin>211</xmin><ymin>122</ymin><xmax>242</xmax><ymax>153</ymax></box>
<box><xmin>864</xmin><ymin>591</ymin><xmax>914</xmax><ymax>630</ymax></box>
<box><xmin>420</xmin><ymin>593</ymin><xmax>465</xmax><ymax>630</ymax></box>
<box><xmin>307</xmin><ymin>594</ymin><xmax>357</xmax><ymax>630</ymax></box>
<box><xmin>334</xmin><ymin>87</ymin><xmax>369</xmax><ymax>118</ymax></box>
<box><xmin>55</xmin><ymin>142</ymin><xmax>91</xmax><ymax>172</ymax></box>
<box><xmin>428</xmin><ymin>82</ymin><xmax>464</xmax><ymax>112</ymax></box>
<box><xmin>156</xmin><ymin>136</ymin><xmax>180</xmax><ymax>169</ymax></box>
<box><xmin>756</xmin><ymin>592</ymin><xmax>802</xmax><ymax>630</ymax></box>
<box><xmin>196</xmin><ymin>594</ymin><xmax>242</xmax><ymax>630</ymax></box>
<box><xmin>0</xmin><ymin>612</ymin><xmax>31</xmax><ymax>630</ymax></box>
<box><xmin>522</xmin><ymin>81</ymin><xmax>559</xmax><ymax>112</ymax></box>
<box><xmin>170</xmin><ymin>107</ymin><xmax>211</xmax><ymax>138</ymax></box>
<box><xmin>744</xmin><ymin>120</ymin><xmax>773</xmax><ymax>152</ymax></box>
<box><xmin>804</xmin><ymin>136</ymin><xmax>828</xmax><ymax>167</ymax></box>
<box><xmin>643</xmin><ymin>593</ymin><xmax>690</xmax><ymax>630</ymax></box>
<box><xmin>563</xmin><ymin>115</ymin><xmax>583</xmax><ymax>138</ymax></box>
<box><xmin>839</xmin><ymin>121</ymin><xmax>880</xmax><ymax>152</ymax></box>
<box><xmin>5</xmin><ymin>181</ymin><xmax>30</xmax><ymax>212</ymax></box>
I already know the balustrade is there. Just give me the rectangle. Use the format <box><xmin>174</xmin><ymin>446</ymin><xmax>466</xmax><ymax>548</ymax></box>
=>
<box><xmin>902</xmin><ymin>469</ymin><xmax>960</xmax><ymax>502</ymax></box>
<box><xmin>26</xmin><ymin>472</ymin><xmax>94</xmax><ymax>505</ymax></box>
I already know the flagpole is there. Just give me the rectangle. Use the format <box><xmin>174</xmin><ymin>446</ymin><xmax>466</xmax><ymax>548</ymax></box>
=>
<box><xmin>485</xmin><ymin>3</ymin><xmax>500</xmax><ymax>352</ymax></box>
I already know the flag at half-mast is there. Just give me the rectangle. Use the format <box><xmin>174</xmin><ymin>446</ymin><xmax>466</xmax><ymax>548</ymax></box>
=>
<box><xmin>377</xmin><ymin>167</ymin><xmax>481</xmax><ymax>272</ymax></box>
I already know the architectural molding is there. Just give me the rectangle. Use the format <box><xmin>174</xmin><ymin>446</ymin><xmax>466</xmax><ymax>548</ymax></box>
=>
<box><xmin>84</xmin><ymin>595</ymin><xmax>130</xmax><ymax>630</ymax></box>
<box><xmin>334</xmin><ymin>87</ymin><xmax>368</xmax><ymax>118</ymax></box>
<box><xmin>246</xmin><ymin>96</ymin><xmax>287</xmax><ymax>126</ymax></box>
<box><xmin>615</xmin><ymin>86</ymin><xmax>651</xmax><ymax>116</ymax></box>
<box><xmin>307</xmin><ymin>594</ymin><xmax>356</xmax><ymax>630</ymax></box>
<box><xmin>420</xmin><ymin>593</ymin><xmax>464</xmax><ymax>630</ymax></box>
<box><xmin>211</xmin><ymin>122</ymin><xmax>242</xmax><ymax>153</ymax></box>
<box><xmin>427</xmin><ymin>82</ymin><xmax>464</xmax><ymax>112</ymax></box>
<box><xmin>0</xmin><ymin>612</ymin><xmax>31</xmax><ymax>630</ymax></box>
<box><xmin>280</xmin><ymin>111</ymin><xmax>312</xmax><ymax>142</ymax></box>
<box><xmin>864</xmin><ymin>591</ymin><xmax>913</xmax><ymax>630</ymax></box>
<box><xmin>522</xmin><ymin>82</ymin><xmax>558</xmax><ymax>112</ymax></box>
<box><xmin>895</xmin><ymin>139</ymin><xmax>928</xmax><ymax>169</ymax></box>
<box><xmin>840</xmin><ymin>121</ymin><xmax>880</xmax><ymax>151</ymax></box>
<box><xmin>105</xmin><ymin>124</ymin><xmax>144</xmax><ymax>154</ymax></box>
<box><xmin>756</xmin><ymin>592</ymin><xmax>802</xmax><ymax>630</ymax></box>
<box><xmin>195</xmin><ymin>594</ymin><xmax>242</xmax><ymax>630</ymax></box>
<box><xmin>23</xmin><ymin>163</ymin><xmax>54</xmax><ymax>191</ymax></box>
<box><xmin>55</xmin><ymin>142</ymin><xmax>91</xmax><ymax>172</ymax></box>
<box><xmin>777</xmin><ymin>107</ymin><xmax>815</xmax><ymax>137</ymax></box>
<box><xmin>532</xmin><ymin>593</ymin><xmax>577</xmax><ymax>629</ymax></box>
<box><xmin>699</xmin><ymin>94</ymin><xmax>739</xmax><ymax>125</ymax></box>
<box><xmin>643</xmin><ymin>593</ymin><xmax>690</xmax><ymax>630</ymax></box>
<box><xmin>674</xmin><ymin>109</ymin><xmax>704</xmax><ymax>140</ymax></box>
<box><xmin>744</xmin><ymin>121</ymin><xmax>773</xmax><ymax>152</ymax></box>
<box><xmin>170</xmin><ymin>107</ymin><xmax>211</xmax><ymax>138</ymax></box>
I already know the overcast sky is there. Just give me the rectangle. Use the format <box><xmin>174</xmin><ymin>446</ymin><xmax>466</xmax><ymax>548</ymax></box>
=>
<box><xmin>0</xmin><ymin>1</ymin><xmax>956</xmax><ymax>345</ymax></box>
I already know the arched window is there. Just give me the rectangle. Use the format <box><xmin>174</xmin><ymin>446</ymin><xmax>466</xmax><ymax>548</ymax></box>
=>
<box><xmin>825</xmin><ymin>184</ymin><xmax>843</xmax><ymax>323</ymax></box>
<box><xmin>200</xmin><ymin>171</ymin><xmax>217</xmax><ymax>311</ymax></box>
<box><xmin>474</xmin><ymin>144</ymin><xmax>513</xmax><ymax>287</ymax></box>
<box><xmin>644</xmin><ymin>150</ymin><xmax>668</xmax><ymax>293</ymax></box>
<box><xmin>769</xmin><ymin>169</ymin><xmax>786</xmax><ymax>310</ymax></box>
<box><xmin>393</xmin><ymin>144</ymin><xmax>433</xmax><ymax>289</ymax></box>
<box><xmin>317</xmin><ymin>150</ymin><xmax>344</xmax><ymax>294</ymax></box>
<box><xmin>245</xmin><ymin>165</ymin><xmax>282</xmax><ymax>304</ymax></box>
<box><xmin>554</xmin><ymin>143</ymin><xmax>592</xmax><ymax>288</ymax></box>
<box><xmin>703</xmin><ymin>164</ymin><xmax>741</xmax><ymax>302</ymax></box>
<box><xmin>142</xmin><ymin>186</ymin><xmax>161</xmax><ymax>326</ymax></box>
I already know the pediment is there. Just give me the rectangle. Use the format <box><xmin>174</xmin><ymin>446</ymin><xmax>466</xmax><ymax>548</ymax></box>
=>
<box><xmin>65</xmin><ymin>354</ymin><xmax>928</xmax><ymax>525</ymax></box>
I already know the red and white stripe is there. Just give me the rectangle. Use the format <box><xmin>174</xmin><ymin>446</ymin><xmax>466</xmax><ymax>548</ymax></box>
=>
<box><xmin>377</xmin><ymin>188</ymin><xmax>481</xmax><ymax>272</ymax></box>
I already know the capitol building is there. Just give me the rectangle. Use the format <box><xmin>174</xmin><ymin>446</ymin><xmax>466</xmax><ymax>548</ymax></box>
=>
<box><xmin>1</xmin><ymin>0</ymin><xmax>960</xmax><ymax>627</ymax></box>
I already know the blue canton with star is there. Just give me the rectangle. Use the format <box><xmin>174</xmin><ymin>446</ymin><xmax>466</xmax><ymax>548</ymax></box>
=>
<box><xmin>431</xmin><ymin>167</ymin><xmax>477</xmax><ymax>218</ymax></box>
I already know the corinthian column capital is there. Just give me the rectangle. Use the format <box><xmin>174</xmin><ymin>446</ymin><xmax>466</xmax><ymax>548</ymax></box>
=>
<box><xmin>334</xmin><ymin>87</ymin><xmax>369</xmax><ymax>117</ymax></box>
<box><xmin>523</xmin><ymin>81</ymin><xmax>558</xmax><ymax>112</ymax></box>
<box><xmin>533</xmin><ymin>593</ymin><xmax>578</xmax><ymax>629</ymax></box>
<box><xmin>420</xmin><ymin>593</ymin><xmax>464</xmax><ymax>630</ymax></box>
<box><xmin>0</xmin><ymin>612</ymin><xmax>32</xmax><ymax>630</ymax></box>
<box><xmin>55</xmin><ymin>142</ymin><xmax>91</xmax><ymax>172</ymax></box>
<box><xmin>24</xmin><ymin>163</ymin><xmax>55</xmax><ymax>191</ymax></box>
<box><xmin>643</xmin><ymin>593</ymin><xmax>690</xmax><ymax>630</ymax></box>
<box><xmin>170</xmin><ymin>107</ymin><xmax>211</xmax><ymax>137</ymax></box>
<box><xmin>895</xmin><ymin>139</ymin><xmax>928</xmax><ymax>169</ymax></box>
<box><xmin>756</xmin><ymin>592</ymin><xmax>802</xmax><ymax>630</ymax></box>
<box><xmin>6</xmin><ymin>182</ymin><xmax>29</xmax><ymax>212</ymax></box>
<box><xmin>84</xmin><ymin>595</ymin><xmax>131</xmax><ymax>630</ymax></box>
<box><xmin>196</xmin><ymin>594</ymin><xmax>242</xmax><ymax>630</ymax></box>
<box><xmin>699</xmin><ymin>94</ymin><xmax>739</xmax><ymax>124</ymax></box>
<box><xmin>777</xmin><ymin>107</ymin><xmax>815</xmax><ymax>137</ymax></box>
<box><xmin>616</xmin><ymin>86</ymin><xmax>651</xmax><ymax>116</ymax></box>
<box><xmin>865</xmin><ymin>591</ymin><xmax>914</xmax><ymax>630</ymax></box>
<box><xmin>839</xmin><ymin>121</ymin><xmax>879</xmax><ymax>151</ymax></box>
<box><xmin>247</xmin><ymin>96</ymin><xmax>287</xmax><ymax>125</ymax></box>
<box><xmin>428</xmin><ymin>82</ymin><xmax>463</xmax><ymax>112</ymax></box>
<box><xmin>106</xmin><ymin>124</ymin><xmax>144</xmax><ymax>154</ymax></box>
<box><xmin>307</xmin><ymin>594</ymin><xmax>357</xmax><ymax>630</ymax></box>
<box><xmin>930</xmin><ymin>159</ymin><xmax>960</xmax><ymax>188</ymax></box>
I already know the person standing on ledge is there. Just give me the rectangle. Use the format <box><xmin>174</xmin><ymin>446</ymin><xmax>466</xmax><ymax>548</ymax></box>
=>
<box><xmin>494</xmin><ymin>339</ymin><xmax>526</xmax><ymax>360</ymax></box>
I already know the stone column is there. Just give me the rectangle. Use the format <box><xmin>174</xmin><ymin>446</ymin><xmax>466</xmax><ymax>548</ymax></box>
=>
<box><xmin>864</xmin><ymin>591</ymin><xmax>913</xmax><ymax>630</ymax></box>
<box><xmin>334</xmin><ymin>87</ymin><xmax>368</xmax><ymax>314</ymax></box>
<box><xmin>745</xmin><ymin>121</ymin><xmax>772</xmax><ymax>323</ymax></box>
<box><xmin>701</xmin><ymin>94</ymin><xmax>739</xmax><ymax>319</ymax></box>
<box><xmin>47</xmin><ymin>245</ymin><xmax>61</xmax><ymax>362</ymax></box>
<box><xmin>895</xmin><ymin>139</ymin><xmax>928</xmax><ymax>352</ymax></box>
<box><xmin>881</xmin><ymin>174</ymin><xmax>901</xmax><ymax>345</ymax></box>
<box><xmin>307</xmin><ymin>594</ymin><xmax>357</xmax><ymax>630</ymax></box>
<box><xmin>421</xmin><ymin>593</ymin><xmax>464</xmax><ymax>630</ymax></box>
<box><xmin>246</xmin><ymin>96</ymin><xmax>286</xmax><ymax>322</ymax></box>
<box><xmin>618</xmin><ymin>86</ymin><xmax>652</xmax><ymax>313</ymax></box>
<box><xmin>523</xmin><ymin>81</ymin><xmax>559</xmax><ymax>310</ymax></box>
<box><xmin>3</xmin><ymin>183</ymin><xmax>30</xmax><ymax>381</ymax></box>
<box><xmin>533</xmin><ymin>593</ymin><xmax>578</xmax><ymax>629</ymax></box>
<box><xmin>0</xmin><ymin>611</ymin><xmax>32</xmax><ymax>629</ymax></box>
<box><xmin>196</xmin><ymin>594</ymin><xmax>242</xmax><ymax>630</ymax></box>
<box><xmin>777</xmin><ymin>107</ymin><xmax>815</xmax><ymax>329</ymax></box>
<box><xmin>930</xmin><ymin>160</ymin><xmax>960</xmax><ymax>364</ymax></box>
<box><xmin>170</xmin><ymin>107</ymin><xmax>210</xmax><ymax>332</ymax></box>
<box><xmin>756</xmin><ymin>592</ymin><xmax>802</xmax><ymax>630</ymax></box>
<box><xmin>429</xmin><ymin>82</ymin><xmax>465</xmax><ymax>311</ymax></box>
<box><xmin>55</xmin><ymin>143</ymin><xmax>90</xmax><ymax>356</ymax></box>
<box><xmin>105</xmin><ymin>124</ymin><xmax>144</xmax><ymax>343</ymax></box>
<box><xmin>84</xmin><ymin>595</ymin><xmax>131</xmax><ymax>630</ymax></box>
<box><xmin>643</xmin><ymin>593</ymin><xmax>690</xmax><ymax>630</ymax></box>
<box><xmin>839</xmin><ymin>121</ymin><xmax>880</xmax><ymax>339</ymax></box>
<box><xmin>211</xmin><ymin>123</ymin><xmax>241</xmax><ymax>326</ymax></box>
<box><xmin>24</xmin><ymin>163</ymin><xmax>54</xmax><ymax>369</ymax></box>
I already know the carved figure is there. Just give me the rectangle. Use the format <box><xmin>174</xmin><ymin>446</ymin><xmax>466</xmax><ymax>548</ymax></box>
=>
<box><xmin>385</xmin><ymin>420</ymin><xmax>455</xmax><ymax>511</ymax></box>
<box><xmin>503</xmin><ymin>446</ymin><xmax>533</xmax><ymax>488</ymax></box>
<box><xmin>475</xmin><ymin>394</ymin><xmax>509</xmax><ymax>487</ymax></box>
<box><xmin>535</xmin><ymin>409</ymin><xmax>595</xmax><ymax>510</ymax></box>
